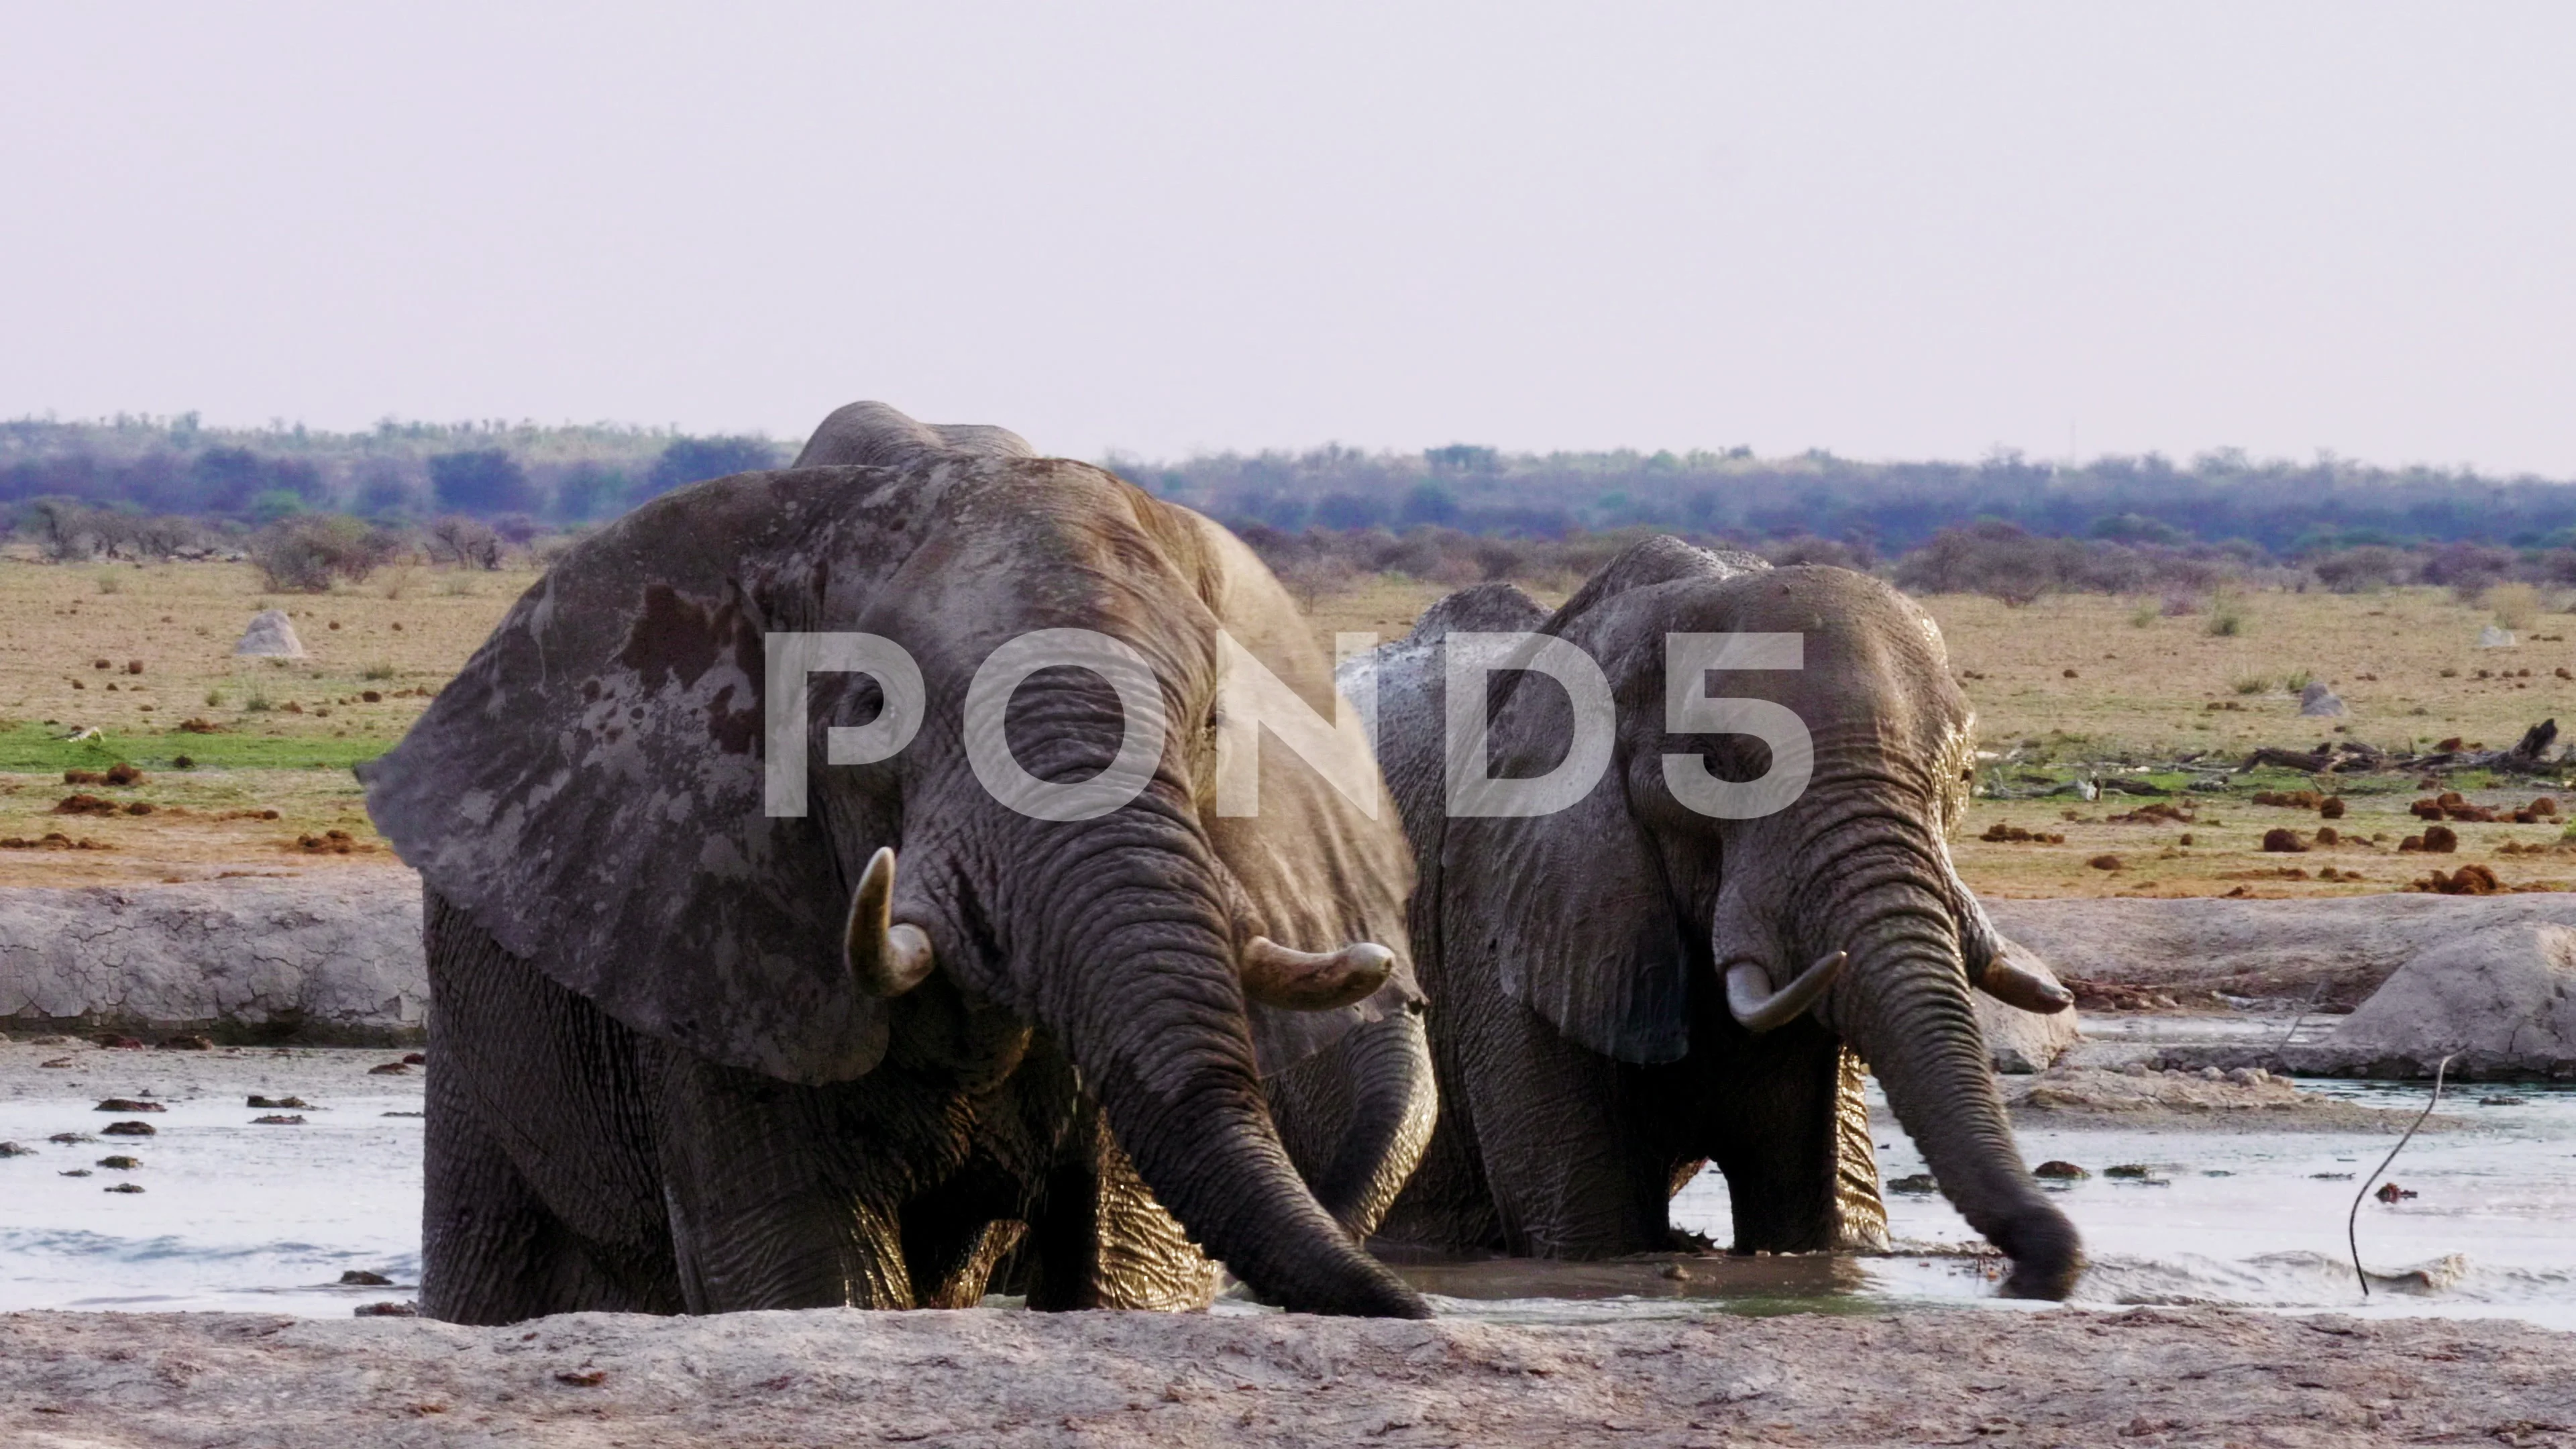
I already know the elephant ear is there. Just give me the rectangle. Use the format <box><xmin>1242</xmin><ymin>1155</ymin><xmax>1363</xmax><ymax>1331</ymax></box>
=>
<box><xmin>1444</xmin><ymin>675</ymin><xmax>1696</xmax><ymax>1065</ymax></box>
<box><xmin>1171</xmin><ymin>509</ymin><xmax>1422</xmax><ymax>1075</ymax></box>
<box><xmin>360</xmin><ymin>467</ymin><xmax>905</xmax><ymax>1085</ymax></box>
<box><xmin>1440</xmin><ymin>537</ymin><xmax>1769</xmax><ymax>1065</ymax></box>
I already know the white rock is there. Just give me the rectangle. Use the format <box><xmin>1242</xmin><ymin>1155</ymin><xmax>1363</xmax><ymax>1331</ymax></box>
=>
<box><xmin>235</xmin><ymin>608</ymin><xmax>307</xmax><ymax>657</ymax></box>
<box><xmin>1976</xmin><ymin>938</ymin><xmax>2082</xmax><ymax>1073</ymax></box>
<box><xmin>2479</xmin><ymin>625</ymin><xmax>2518</xmax><ymax>649</ymax></box>
<box><xmin>2326</xmin><ymin>921</ymin><xmax>2576</xmax><ymax>1077</ymax></box>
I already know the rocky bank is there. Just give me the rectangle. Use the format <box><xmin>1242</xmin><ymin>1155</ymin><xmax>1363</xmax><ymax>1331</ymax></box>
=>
<box><xmin>2</xmin><ymin>1305</ymin><xmax>2572</xmax><ymax>1448</ymax></box>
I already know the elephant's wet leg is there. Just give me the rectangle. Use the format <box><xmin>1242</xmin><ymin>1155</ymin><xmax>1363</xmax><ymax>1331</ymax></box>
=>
<box><xmin>421</xmin><ymin>1054</ymin><xmax>682</xmax><ymax>1322</ymax></box>
<box><xmin>1024</xmin><ymin>1102</ymin><xmax>1219</xmax><ymax>1310</ymax></box>
<box><xmin>420</xmin><ymin>892</ymin><xmax>682</xmax><ymax>1322</ymax></box>
<box><xmin>652</xmin><ymin>1051</ymin><xmax>916</xmax><ymax>1311</ymax></box>
<box><xmin>1694</xmin><ymin>1022</ymin><xmax>1888</xmax><ymax>1253</ymax></box>
<box><xmin>1456</xmin><ymin>996</ymin><xmax>1667</xmax><ymax>1258</ymax></box>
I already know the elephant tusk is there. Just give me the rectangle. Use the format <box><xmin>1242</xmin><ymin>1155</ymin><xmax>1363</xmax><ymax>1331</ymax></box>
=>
<box><xmin>1242</xmin><ymin>936</ymin><xmax>1396</xmax><ymax>1012</ymax></box>
<box><xmin>845</xmin><ymin>846</ymin><xmax>936</xmax><ymax>998</ymax></box>
<box><xmin>1723</xmin><ymin>951</ymin><xmax>1847</xmax><ymax>1034</ymax></box>
<box><xmin>1974</xmin><ymin>954</ymin><xmax>2074</xmax><ymax>1014</ymax></box>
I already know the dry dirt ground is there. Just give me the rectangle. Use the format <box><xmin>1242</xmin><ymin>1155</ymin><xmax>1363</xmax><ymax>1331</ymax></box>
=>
<box><xmin>1998</xmin><ymin>1065</ymin><xmax>2463</xmax><ymax>1133</ymax></box>
<box><xmin>3</xmin><ymin>1304</ymin><xmax>2572</xmax><ymax>1448</ymax></box>
<box><xmin>0</xmin><ymin>556</ymin><xmax>525</xmax><ymax>888</ymax></box>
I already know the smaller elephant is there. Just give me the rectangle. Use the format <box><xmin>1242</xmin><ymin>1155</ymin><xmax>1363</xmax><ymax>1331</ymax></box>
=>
<box><xmin>1357</xmin><ymin>538</ymin><xmax>2082</xmax><ymax>1298</ymax></box>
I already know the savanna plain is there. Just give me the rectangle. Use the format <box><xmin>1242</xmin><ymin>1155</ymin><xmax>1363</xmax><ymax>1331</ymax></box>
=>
<box><xmin>7</xmin><ymin>556</ymin><xmax>2576</xmax><ymax>1446</ymax></box>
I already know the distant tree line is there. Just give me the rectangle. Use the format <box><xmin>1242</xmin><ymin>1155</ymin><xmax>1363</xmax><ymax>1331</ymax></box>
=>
<box><xmin>13</xmin><ymin>415</ymin><xmax>2576</xmax><ymax>604</ymax></box>
<box><xmin>1133</xmin><ymin>442</ymin><xmax>2576</xmax><ymax>556</ymax></box>
<box><xmin>0</xmin><ymin>415</ymin><xmax>777</xmax><ymax>528</ymax></box>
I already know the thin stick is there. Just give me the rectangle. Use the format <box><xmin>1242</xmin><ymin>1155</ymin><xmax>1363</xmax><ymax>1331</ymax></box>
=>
<box><xmin>2277</xmin><ymin>979</ymin><xmax>2326</xmax><ymax>1053</ymax></box>
<box><xmin>2348</xmin><ymin>1053</ymin><xmax>2455</xmax><ymax>1297</ymax></box>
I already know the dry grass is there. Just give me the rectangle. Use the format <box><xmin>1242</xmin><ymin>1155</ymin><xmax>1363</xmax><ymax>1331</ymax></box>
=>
<box><xmin>1919</xmin><ymin>587</ymin><xmax>2569</xmax><ymax>759</ymax></box>
<box><xmin>9</xmin><ymin>557</ymin><xmax>2572</xmax><ymax>902</ymax></box>
<box><xmin>1954</xmin><ymin>788</ymin><xmax>2575</xmax><ymax>900</ymax></box>
<box><xmin>0</xmin><ymin>767</ymin><xmax>393</xmax><ymax>887</ymax></box>
<box><xmin>0</xmin><ymin>557</ymin><xmax>529</xmax><ymax>749</ymax></box>
<box><xmin>0</xmin><ymin>557</ymin><xmax>529</xmax><ymax>886</ymax></box>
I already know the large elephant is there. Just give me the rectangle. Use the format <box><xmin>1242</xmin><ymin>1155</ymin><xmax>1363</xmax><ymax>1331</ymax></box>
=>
<box><xmin>1354</xmin><ymin>537</ymin><xmax>2083</xmax><ymax>1299</ymax></box>
<box><xmin>793</xmin><ymin>403</ymin><xmax>1440</xmax><ymax>1246</ymax></box>
<box><xmin>362</xmin><ymin>402</ymin><xmax>1430</xmax><ymax>1321</ymax></box>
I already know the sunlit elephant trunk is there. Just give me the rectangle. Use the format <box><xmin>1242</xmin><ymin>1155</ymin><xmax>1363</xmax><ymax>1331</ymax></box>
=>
<box><xmin>998</xmin><ymin>806</ymin><xmax>1430</xmax><ymax>1318</ymax></box>
<box><xmin>1801</xmin><ymin>841</ymin><xmax>2084</xmax><ymax>1301</ymax></box>
<box><xmin>1301</xmin><ymin>1006</ymin><xmax>1436</xmax><ymax>1236</ymax></box>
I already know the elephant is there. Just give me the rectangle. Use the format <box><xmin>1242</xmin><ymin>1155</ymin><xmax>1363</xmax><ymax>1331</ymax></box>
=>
<box><xmin>362</xmin><ymin>401</ymin><xmax>1433</xmax><ymax>1322</ymax></box>
<box><xmin>1350</xmin><ymin>535</ymin><xmax>2084</xmax><ymax>1299</ymax></box>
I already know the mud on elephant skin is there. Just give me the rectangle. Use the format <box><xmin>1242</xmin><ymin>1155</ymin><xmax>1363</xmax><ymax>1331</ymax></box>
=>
<box><xmin>364</xmin><ymin>402</ymin><xmax>1432</xmax><ymax>1322</ymax></box>
<box><xmin>1352</xmin><ymin>538</ymin><xmax>2083</xmax><ymax>1300</ymax></box>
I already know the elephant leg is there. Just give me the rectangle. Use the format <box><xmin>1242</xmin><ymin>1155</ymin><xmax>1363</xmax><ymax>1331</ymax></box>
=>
<box><xmin>1830</xmin><ymin>1048</ymin><xmax>1890</xmax><ymax>1250</ymax></box>
<box><xmin>1025</xmin><ymin>1104</ymin><xmax>1219</xmax><ymax>1310</ymax></box>
<box><xmin>652</xmin><ymin>1050</ymin><xmax>914</xmax><ymax>1311</ymax></box>
<box><xmin>420</xmin><ymin>892</ymin><xmax>682</xmax><ymax>1323</ymax></box>
<box><xmin>1698</xmin><ymin>1026</ymin><xmax>1887</xmax><ymax>1252</ymax></box>
<box><xmin>421</xmin><ymin>1060</ymin><xmax>682</xmax><ymax>1322</ymax></box>
<box><xmin>1457</xmin><ymin>998</ymin><xmax>1666</xmax><ymax>1258</ymax></box>
<box><xmin>898</xmin><ymin>1160</ymin><xmax>1028</xmax><ymax>1309</ymax></box>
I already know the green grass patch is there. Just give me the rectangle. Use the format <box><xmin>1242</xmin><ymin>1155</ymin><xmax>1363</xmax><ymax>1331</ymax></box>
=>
<box><xmin>0</xmin><ymin>722</ymin><xmax>396</xmax><ymax>772</ymax></box>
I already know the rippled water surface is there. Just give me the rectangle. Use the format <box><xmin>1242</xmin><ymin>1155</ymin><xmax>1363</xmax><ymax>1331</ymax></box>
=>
<box><xmin>1413</xmin><ymin>1080</ymin><xmax>2576</xmax><ymax>1330</ymax></box>
<box><xmin>0</xmin><ymin>1089</ymin><xmax>423</xmax><ymax>1316</ymax></box>
<box><xmin>3</xmin><ymin>1055</ymin><xmax>2571</xmax><ymax>1326</ymax></box>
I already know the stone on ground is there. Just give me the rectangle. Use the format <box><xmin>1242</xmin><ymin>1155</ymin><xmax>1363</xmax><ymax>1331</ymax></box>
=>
<box><xmin>234</xmin><ymin>608</ymin><xmax>307</xmax><ymax>657</ymax></box>
<box><xmin>2297</xmin><ymin>681</ymin><xmax>2347</xmax><ymax>716</ymax></box>
<box><xmin>2324</xmin><ymin>920</ymin><xmax>2576</xmax><ymax>1078</ymax></box>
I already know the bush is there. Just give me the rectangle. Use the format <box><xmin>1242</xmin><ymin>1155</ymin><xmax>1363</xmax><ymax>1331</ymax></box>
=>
<box><xmin>246</xmin><ymin>514</ymin><xmax>398</xmax><ymax>592</ymax></box>
<box><xmin>2310</xmin><ymin>545</ymin><xmax>2410</xmax><ymax>592</ymax></box>
<box><xmin>2419</xmin><ymin>541</ymin><xmax>2517</xmax><ymax>598</ymax></box>
<box><xmin>1892</xmin><ymin>521</ymin><xmax>2082</xmax><ymax>604</ymax></box>
<box><xmin>425</xmin><ymin>515</ymin><xmax>502</xmax><ymax>570</ymax></box>
<box><xmin>2489</xmin><ymin>582</ymin><xmax>2543</xmax><ymax>631</ymax></box>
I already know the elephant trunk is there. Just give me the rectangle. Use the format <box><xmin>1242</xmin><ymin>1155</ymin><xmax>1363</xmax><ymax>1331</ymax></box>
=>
<box><xmin>1015</xmin><ymin>817</ymin><xmax>1430</xmax><ymax>1318</ymax></box>
<box><xmin>1303</xmin><ymin>1006</ymin><xmax>1438</xmax><ymax>1238</ymax></box>
<box><xmin>1809</xmin><ymin>868</ymin><xmax>2083</xmax><ymax>1299</ymax></box>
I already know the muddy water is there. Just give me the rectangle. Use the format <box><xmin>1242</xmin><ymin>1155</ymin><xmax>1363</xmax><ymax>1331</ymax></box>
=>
<box><xmin>3</xmin><ymin>1046</ymin><xmax>2571</xmax><ymax>1327</ymax></box>
<box><xmin>1405</xmin><ymin>1080</ymin><xmax>2576</xmax><ymax>1332</ymax></box>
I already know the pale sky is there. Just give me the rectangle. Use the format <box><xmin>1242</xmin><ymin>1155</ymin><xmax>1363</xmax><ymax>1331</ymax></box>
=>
<box><xmin>5</xmin><ymin>4</ymin><xmax>2572</xmax><ymax>472</ymax></box>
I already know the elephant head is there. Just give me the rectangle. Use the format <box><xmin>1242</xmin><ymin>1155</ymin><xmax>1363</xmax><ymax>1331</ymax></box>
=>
<box><xmin>362</xmin><ymin>403</ymin><xmax>1427</xmax><ymax>1316</ymax></box>
<box><xmin>1432</xmin><ymin>538</ymin><xmax>2081</xmax><ymax>1298</ymax></box>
